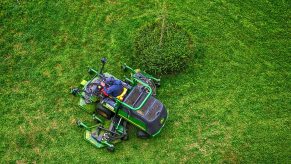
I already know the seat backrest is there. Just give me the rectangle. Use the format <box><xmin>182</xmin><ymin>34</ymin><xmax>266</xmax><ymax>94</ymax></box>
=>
<box><xmin>116</xmin><ymin>88</ymin><xmax>128</xmax><ymax>101</ymax></box>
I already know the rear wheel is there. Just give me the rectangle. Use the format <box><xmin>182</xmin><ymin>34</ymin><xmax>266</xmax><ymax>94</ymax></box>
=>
<box><xmin>120</xmin><ymin>120</ymin><xmax>128</xmax><ymax>141</ymax></box>
<box><xmin>96</xmin><ymin>103</ymin><xmax>113</xmax><ymax>120</ymax></box>
<box><xmin>137</xmin><ymin>130</ymin><xmax>150</xmax><ymax>139</ymax></box>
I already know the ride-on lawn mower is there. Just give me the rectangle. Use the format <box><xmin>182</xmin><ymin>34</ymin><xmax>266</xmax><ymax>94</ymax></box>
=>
<box><xmin>70</xmin><ymin>58</ymin><xmax>168</xmax><ymax>152</ymax></box>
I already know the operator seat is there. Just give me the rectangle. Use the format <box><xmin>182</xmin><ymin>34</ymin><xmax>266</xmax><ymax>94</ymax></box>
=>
<box><xmin>116</xmin><ymin>88</ymin><xmax>128</xmax><ymax>101</ymax></box>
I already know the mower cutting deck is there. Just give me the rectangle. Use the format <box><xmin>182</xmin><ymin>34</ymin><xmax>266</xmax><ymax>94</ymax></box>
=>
<box><xmin>71</xmin><ymin>58</ymin><xmax>168</xmax><ymax>152</ymax></box>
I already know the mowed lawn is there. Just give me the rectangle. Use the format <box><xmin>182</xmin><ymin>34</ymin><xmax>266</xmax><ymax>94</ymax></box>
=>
<box><xmin>1</xmin><ymin>0</ymin><xmax>290</xmax><ymax>163</ymax></box>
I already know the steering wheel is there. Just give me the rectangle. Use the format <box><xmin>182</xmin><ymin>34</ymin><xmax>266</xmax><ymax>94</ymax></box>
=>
<box><xmin>85</xmin><ymin>82</ymin><xmax>101</xmax><ymax>96</ymax></box>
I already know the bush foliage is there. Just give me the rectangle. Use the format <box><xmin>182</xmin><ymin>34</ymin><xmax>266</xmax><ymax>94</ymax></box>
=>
<box><xmin>132</xmin><ymin>19</ymin><xmax>195</xmax><ymax>75</ymax></box>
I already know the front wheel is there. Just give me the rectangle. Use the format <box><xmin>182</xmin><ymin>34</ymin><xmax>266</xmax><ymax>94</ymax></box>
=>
<box><xmin>107</xmin><ymin>146</ymin><xmax>115</xmax><ymax>152</ymax></box>
<box><xmin>71</xmin><ymin>88</ymin><xmax>79</xmax><ymax>96</ymax></box>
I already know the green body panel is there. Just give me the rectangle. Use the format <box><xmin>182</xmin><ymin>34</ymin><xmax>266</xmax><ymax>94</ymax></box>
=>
<box><xmin>116</xmin><ymin>108</ymin><xmax>147</xmax><ymax>131</ymax></box>
<box><xmin>102</xmin><ymin>103</ymin><xmax>147</xmax><ymax>131</ymax></box>
<box><xmin>79</xmin><ymin>100</ymin><xmax>95</xmax><ymax>112</ymax></box>
<box><xmin>84</xmin><ymin>130</ymin><xmax>105</xmax><ymax>148</ymax></box>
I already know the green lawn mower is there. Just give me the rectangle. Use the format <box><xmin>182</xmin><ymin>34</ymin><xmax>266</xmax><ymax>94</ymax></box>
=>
<box><xmin>70</xmin><ymin>58</ymin><xmax>168</xmax><ymax>152</ymax></box>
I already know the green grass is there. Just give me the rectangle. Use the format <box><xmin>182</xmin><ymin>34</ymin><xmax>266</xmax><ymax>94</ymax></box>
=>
<box><xmin>1</xmin><ymin>0</ymin><xmax>290</xmax><ymax>163</ymax></box>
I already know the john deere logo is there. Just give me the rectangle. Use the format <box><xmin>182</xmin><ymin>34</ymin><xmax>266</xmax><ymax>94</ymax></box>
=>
<box><xmin>160</xmin><ymin>118</ymin><xmax>165</xmax><ymax>124</ymax></box>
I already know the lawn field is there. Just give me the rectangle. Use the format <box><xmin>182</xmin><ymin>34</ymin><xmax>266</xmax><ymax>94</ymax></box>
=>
<box><xmin>1</xmin><ymin>0</ymin><xmax>290</xmax><ymax>163</ymax></box>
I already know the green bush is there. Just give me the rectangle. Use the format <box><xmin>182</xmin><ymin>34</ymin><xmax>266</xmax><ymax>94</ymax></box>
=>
<box><xmin>132</xmin><ymin>20</ymin><xmax>195</xmax><ymax>75</ymax></box>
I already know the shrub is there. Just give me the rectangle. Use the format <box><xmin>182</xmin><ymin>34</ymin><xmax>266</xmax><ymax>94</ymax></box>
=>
<box><xmin>132</xmin><ymin>19</ymin><xmax>195</xmax><ymax>75</ymax></box>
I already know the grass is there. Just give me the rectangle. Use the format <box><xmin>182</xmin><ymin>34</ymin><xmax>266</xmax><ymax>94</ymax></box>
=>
<box><xmin>1</xmin><ymin>0</ymin><xmax>290</xmax><ymax>163</ymax></box>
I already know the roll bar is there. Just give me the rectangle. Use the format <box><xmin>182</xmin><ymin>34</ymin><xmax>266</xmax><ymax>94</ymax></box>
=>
<box><xmin>114</xmin><ymin>78</ymin><xmax>152</xmax><ymax>111</ymax></box>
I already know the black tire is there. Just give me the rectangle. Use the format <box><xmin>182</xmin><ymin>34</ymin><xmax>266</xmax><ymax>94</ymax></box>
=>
<box><xmin>120</xmin><ymin>120</ymin><xmax>128</xmax><ymax>141</ymax></box>
<box><xmin>121</xmin><ymin>134</ymin><xmax>129</xmax><ymax>141</ymax></box>
<box><xmin>155</xmin><ymin>82</ymin><xmax>161</xmax><ymax>88</ymax></box>
<box><xmin>71</xmin><ymin>88</ymin><xmax>79</xmax><ymax>96</ymax></box>
<box><xmin>137</xmin><ymin>130</ymin><xmax>150</xmax><ymax>139</ymax></box>
<box><xmin>107</xmin><ymin>146</ymin><xmax>115</xmax><ymax>152</ymax></box>
<box><xmin>96</xmin><ymin>103</ymin><xmax>113</xmax><ymax>120</ymax></box>
<box><xmin>141</xmin><ymin>78</ymin><xmax>156</xmax><ymax>96</ymax></box>
<box><xmin>88</xmin><ymin>68</ymin><xmax>95</xmax><ymax>75</ymax></box>
<box><xmin>76</xmin><ymin>120</ymin><xmax>81</xmax><ymax>127</ymax></box>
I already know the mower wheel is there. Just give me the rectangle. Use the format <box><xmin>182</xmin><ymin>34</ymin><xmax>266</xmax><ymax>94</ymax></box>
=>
<box><xmin>121</xmin><ymin>64</ymin><xmax>128</xmax><ymax>72</ymax></box>
<box><xmin>76</xmin><ymin>120</ymin><xmax>81</xmax><ymax>127</ymax></box>
<box><xmin>87</xmin><ymin>68</ymin><xmax>95</xmax><ymax>75</ymax></box>
<box><xmin>96</xmin><ymin>103</ymin><xmax>113</xmax><ymax>120</ymax></box>
<box><xmin>155</xmin><ymin>82</ymin><xmax>161</xmax><ymax>87</ymax></box>
<box><xmin>121</xmin><ymin>134</ymin><xmax>129</xmax><ymax>141</ymax></box>
<box><xmin>107</xmin><ymin>146</ymin><xmax>115</xmax><ymax>152</ymax></box>
<box><xmin>71</xmin><ymin>88</ymin><xmax>79</xmax><ymax>96</ymax></box>
<box><xmin>137</xmin><ymin>130</ymin><xmax>150</xmax><ymax>139</ymax></box>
